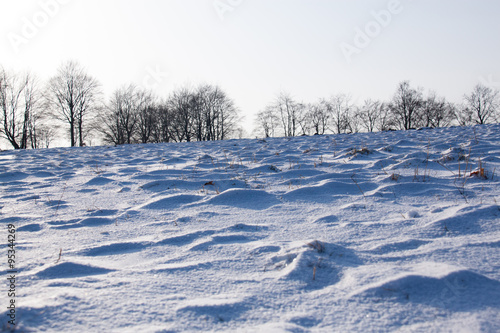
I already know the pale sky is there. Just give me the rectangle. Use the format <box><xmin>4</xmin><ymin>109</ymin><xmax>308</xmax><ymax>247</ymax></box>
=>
<box><xmin>1</xmin><ymin>0</ymin><xmax>500</xmax><ymax>136</ymax></box>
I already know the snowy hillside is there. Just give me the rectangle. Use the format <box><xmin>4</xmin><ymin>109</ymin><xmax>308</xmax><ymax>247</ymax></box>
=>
<box><xmin>1</xmin><ymin>125</ymin><xmax>500</xmax><ymax>332</ymax></box>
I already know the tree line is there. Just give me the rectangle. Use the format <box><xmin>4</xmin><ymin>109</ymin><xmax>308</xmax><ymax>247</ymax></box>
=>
<box><xmin>254</xmin><ymin>81</ymin><xmax>500</xmax><ymax>137</ymax></box>
<box><xmin>0</xmin><ymin>61</ymin><xmax>240</xmax><ymax>149</ymax></box>
<box><xmin>2</xmin><ymin>61</ymin><xmax>499</xmax><ymax>149</ymax></box>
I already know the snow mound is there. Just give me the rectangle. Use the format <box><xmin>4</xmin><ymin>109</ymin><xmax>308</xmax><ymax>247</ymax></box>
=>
<box><xmin>36</xmin><ymin>262</ymin><xmax>115</xmax><ymax>279</ymax></box>
<box><xmin>143</xmin><ymin>194</ymin><xmax>205</xmax><ymax>209</ymax></box>
<box><xmin>205</xmin><ymin>189</ymin><xmax>281</xmax><ymax>210</ymax></box>
<box><xmin>359</xmin><ymin>269</ymin><xmax>500</xmax><ymax>310</ymax></box>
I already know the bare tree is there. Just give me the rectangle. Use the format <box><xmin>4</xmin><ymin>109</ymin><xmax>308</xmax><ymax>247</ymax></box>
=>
<box><xmin>75</xmin><ymin>76</ymin><xmax>101</xmax><ymax>146</ymax></box>
<box><xmin>47</xmin><ymin>61</ymin><xmax>101</xmax><ymax>147</ymax></box>
<box><xmin>358</xmin><ymin>99</ymin><xmax>383</xmax><ymax>132</ymax></box>
<box><xmin>255</xmin><ymin>105</ymin><xmax>280</xmax><ymax>138</ymax></box>
<box><xmin>33</xmin><ymin>126</ymin><xmax>57</xmax><ymax>149</ymax></box>
<box><xmin>307</xmin><ymin>100</ymin><xmax>330</xmax><ymax>135</ymax></box>
<box><xmin>0</xmin><ymin>68</ymin><xmax>40</xmax><ymax>149</ymax></box>
<box><xmin>455</xmin><ymin>104</ymin><xmax>474</xmax><ymax>126</ymax></box>
<box><xmin>28</xmin><ymin>98</ymin><xmax>57</xmax><ymax>149</ymax></box>
<box><xmin>377</xmin><ymin>103</ymin><xmax>395</xmax><ymax>131</ymax></box>
<box><xmin>215</xmin><ymin>87</ymin><xmax>240</xmax><ymax>140</ymax></box>
<box><xmin>123</xmin><ymin>84</ymin><xmax>240</xmax><ymax>144</ymax></box>
<box><xmin>135</xmin><ymin>90</ymin><xmax>157</xmax><ymax>144</ymax></box>
<box><xmin>327</xmin><ymin>94</ymin><xmax>353</xmax><ymax>134</ymax></box>
<box><xmin>191</xmin><ymin>87</ymin><xmax>206</xmax><ymax>141</ymax></box>
<box><xmin>389</xmin><ymin>81</ymin><xmax>424</xmax><ymax>130</ymax></box>
<box><xmin>101</xmin><ymin>84</ymin><xmax>140</xmax><ymax>145</ymax></box>
<box><xmin>346</xmin><ymin>106</ymin><xmax>362</xmax><ymax>134</ymax></box>
<box><xmin>194</xmin><ymin>84</ymin><xmax>239</xmax><ymax>141</ymax></box>
<box><xmin>295</xmin><ymin>103</ymin><xmax>311</xmax><ymax>136</ymax></box>
<box><xmin>421</xmin><ymin>92</ymin><xmax>454</xmax><ymax>128</ymax></box>
<box><xmin>154</xmin><ymin>102</ymin><xmax>173</xmax><ymax>143</ymax></box>
<box><xmin>270</xmin><ymin>92</ymin><xmax>304</xmax><ymax>137</ymax></box>
<box><xmin>462</xmin><ymin>84</ymin><xmax>499</xmax><ymax>125</ymax></box>
<box><xmin>167</xmin><ymin>87</ymin><xmax>195</xmax><ymax>142</ymax></box>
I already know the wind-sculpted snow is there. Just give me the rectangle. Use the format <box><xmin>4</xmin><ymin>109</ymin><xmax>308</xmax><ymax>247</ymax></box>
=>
<box><xmin>1</xmin><ymin>125</ymin><xmax>500</xmax><ymax>332</ymax></box>
<box><xmin>205</xmin><ymin>189</ymin><xmax>281</xmax><ymax>210</ymax></box>
<box><xmin>35</xmin><ymin>262</ymin><xmax>116</xmax><ymax>279</ymax></box>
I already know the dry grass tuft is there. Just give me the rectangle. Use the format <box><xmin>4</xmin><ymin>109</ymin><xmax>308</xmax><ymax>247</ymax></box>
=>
<box><xmin>470</xmin><ymin>168</ymin><xmax>487</xmax><ymax>179</ymax></box>
<box><xmin>470</xmin><ymin>158</ymin><xmax>488</xmax><ymax>179</ymax></box>
<box><xmin>390</xmin><ymin>173</ymin><xmax>400</xmax><ymax>181</ymax></box>
<box><xmin>269</xmin><ymin>165</ymin><xmax>281</xmax><ymax>172</ymax></box>
<box><xmin>307</xmin><ymin>240</ymin><xmax>325</xmax><ymax>253</ymax></box>
<box><xmin>348</xmin><ymin>147</ymin><xmax>371</xmax><ymax>156</ymax></box>
<box><xmin>55</xmin><ymin>248</ymin><xmax>62</xmax><ymax>263</ymax></box>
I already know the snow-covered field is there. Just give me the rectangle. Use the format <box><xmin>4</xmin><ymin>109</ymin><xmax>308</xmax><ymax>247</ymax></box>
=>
<box><xmin>1</xmin><ymin>125</ymin><xmax>500</xmax><ymax>332</ymax></box>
